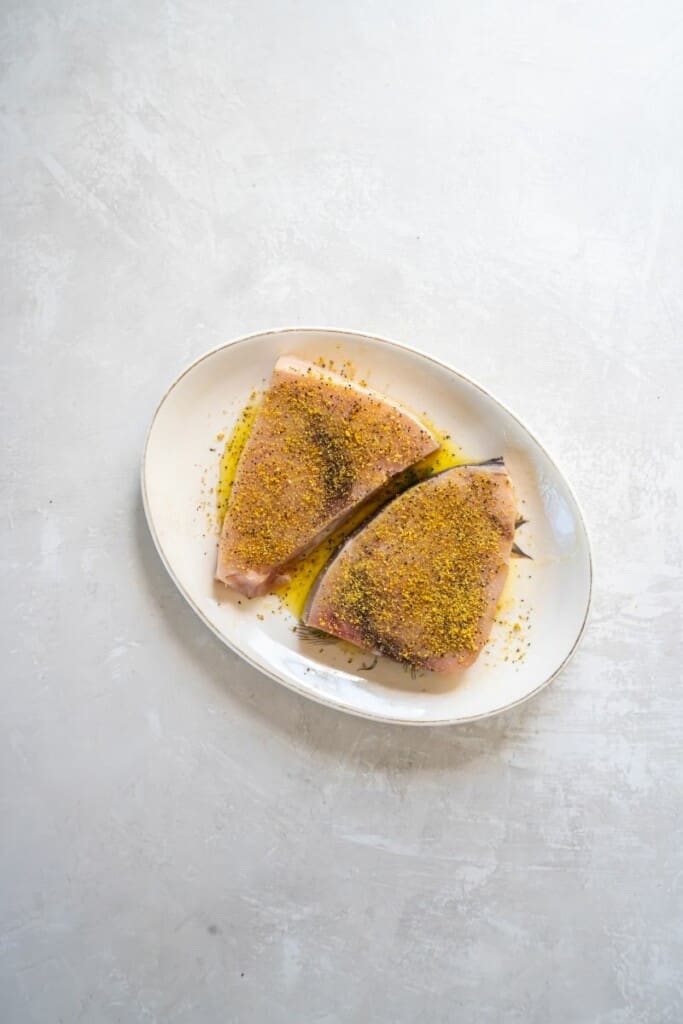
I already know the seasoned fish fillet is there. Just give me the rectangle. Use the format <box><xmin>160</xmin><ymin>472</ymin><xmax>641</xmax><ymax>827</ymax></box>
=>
<box><xmin>304</xmin><ymin>461</ymin><xmax>517</xmax><ymax>671</ymax></box>
<box><xmin>216</xmin><ymin>356</ymin><xmax>438</xmax><ymax>596</ymax></box>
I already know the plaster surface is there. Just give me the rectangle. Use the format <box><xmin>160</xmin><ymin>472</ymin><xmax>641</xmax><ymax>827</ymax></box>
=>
<box><xmin>2</xmin><ymin>2</ymin><xmax>682</xmax><ymax>1021</ymax></box>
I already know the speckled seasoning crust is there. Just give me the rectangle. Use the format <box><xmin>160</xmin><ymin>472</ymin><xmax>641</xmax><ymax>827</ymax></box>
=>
<box><xmin>215</xmin><ymin>355</ymin><xmax>438</xmax><ymax>596</ymax></box>
<box><xmin>304</xmin><ymin>462</ymin><xmax>517</xmax><ymax>671</ymax></box>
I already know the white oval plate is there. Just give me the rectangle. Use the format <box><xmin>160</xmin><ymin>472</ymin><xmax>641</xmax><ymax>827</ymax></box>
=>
<box><xmin>142</xmin><ymin>328</ymin><xmax>591</xmax><ymax>725</ymax></box>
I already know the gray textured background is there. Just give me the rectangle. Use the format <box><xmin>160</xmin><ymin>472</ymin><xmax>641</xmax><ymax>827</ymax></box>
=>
<box><xmin>2</xmin><ymin>2</ymin><xmax>682</xmax><ymax>1022</ymax></box>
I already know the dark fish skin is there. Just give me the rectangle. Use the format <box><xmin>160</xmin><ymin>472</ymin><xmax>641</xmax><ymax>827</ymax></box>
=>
<box><xmin>304</xmin><ymin>462</ymin><xmax>518</xmax><ymax>672</ymax></box>
<box><xmin>511</xmin><ymin>542</ymin><xmax>532</xmax><ymax>559</ymax></box>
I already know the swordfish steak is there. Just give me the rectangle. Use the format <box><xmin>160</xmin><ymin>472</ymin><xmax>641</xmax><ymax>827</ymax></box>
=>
<box><xmin>216</xmin><ymin>356</ymin><xmax>438</xmax><ymax>596</ymax></box>
<box><xmin>304</xmin><ymin>462</ymin><xmax>517</xmax><ymax>672</ymax></box>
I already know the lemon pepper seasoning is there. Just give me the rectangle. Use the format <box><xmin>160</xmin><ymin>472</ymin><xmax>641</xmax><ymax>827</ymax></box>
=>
<box><xmin>218</xmin><ymin>362</ymin><xmax>437</xmax><ymax>582</ymax></box>
<box><xmin>309</xmin><ymin>468</ymin><xmax>516</xmax><ymax>668</ymax></box>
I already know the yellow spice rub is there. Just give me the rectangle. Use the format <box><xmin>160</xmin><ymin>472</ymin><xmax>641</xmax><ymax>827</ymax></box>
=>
<box><xmin>216</xmin><ymin>356</ymin><xmax>438</xmax><ymax>595</ymax></box>
<box><xmin>305</xmin><ymin>465</ymin><xmax>516</xmax><ymax>670</ymax></box>
<box><xmin>277</xmin><ymin>431</ymin><xmax>463</xmax><ymax>618</ymax></box>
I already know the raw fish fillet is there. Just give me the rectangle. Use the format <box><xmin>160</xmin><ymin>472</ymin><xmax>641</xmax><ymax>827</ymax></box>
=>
<box><xmin>216</xmin><ymin>356</ymin><xmax>438</xmax><ymax>596</ymax></box>
<box><xmin>304</xmin><ymin>461</ymin><xmax>516</xmax><ymax>671</ymax></box>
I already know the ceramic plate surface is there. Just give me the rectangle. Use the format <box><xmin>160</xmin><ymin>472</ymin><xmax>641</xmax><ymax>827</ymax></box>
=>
<box><xmin>142</xmin><ymin>328</ymin><xmax>591</xmax><ymax>725</ymax></box>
